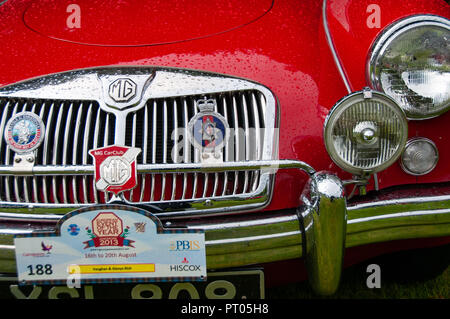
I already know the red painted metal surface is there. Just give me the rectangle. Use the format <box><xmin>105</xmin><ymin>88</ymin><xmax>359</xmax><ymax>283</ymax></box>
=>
<box><xmin>23</xmin><ymin>0</ymin><xmax>273</xmax><ymax>46</ymax></box>
<box><xmin>0</xmin><ymin>0</ymin><xmax>448</xmax><ymax>212</ymax></box>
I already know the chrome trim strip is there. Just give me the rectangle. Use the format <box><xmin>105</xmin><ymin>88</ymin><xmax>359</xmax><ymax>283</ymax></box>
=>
<box><xmin>0</xmin><ymin>159</ymin><xmax>314</xmax><ymax>217</ymax></box>
<box><xmin>0</xmin><ymin>159</ymin><xmax>315</xmax><ymax>176</ymax></box>
<box><xmin>348</xmin><ymin>209</ymin><xmax>450</xmax><ymax>224</ymax></box>
<box><xmin>322</xmin><ymin>0</ymin><xmax>352</xmax><ymax>93</ymax></box>
<box><xmin>347</xmin><ymin>194</ymin><xmax>450</xmax><ymax>210</ymax></box>
<box><xmin>207</xmin><ymin>230</ymin><xmax>301</xmax><ymax>246</ymax></box>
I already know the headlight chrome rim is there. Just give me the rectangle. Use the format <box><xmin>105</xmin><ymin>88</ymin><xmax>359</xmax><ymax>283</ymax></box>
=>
<box><xmin>324</xmin><ymin>90</ymin><xmax>408</xmax><ymax>176</ymax></box>
<box><xmin>367</xmin><ymin>14</ymin><xmax>450</xmax><ymax>120</ymax></box>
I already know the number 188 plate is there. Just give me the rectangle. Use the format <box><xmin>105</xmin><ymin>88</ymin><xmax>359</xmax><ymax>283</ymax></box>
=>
<box><xmin>14</xmin><ymin>205</ymin><xmax>206</xmax><ymax>285</ymax></box>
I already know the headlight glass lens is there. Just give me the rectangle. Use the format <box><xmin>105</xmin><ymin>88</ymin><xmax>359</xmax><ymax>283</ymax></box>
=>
<box><xmin>368</xmin><ymin>15</ymin><xmax>450</xmax><ymax>119</ymax></box>
<box><xmin>324</xmin><ymin>91</ymin><xmax>408</xmax><ymax>175</ymax></box>
<box><xmin>401</xmin><ymin>138</ymin><xmax>439</xmax><ymax>175</ymax></box>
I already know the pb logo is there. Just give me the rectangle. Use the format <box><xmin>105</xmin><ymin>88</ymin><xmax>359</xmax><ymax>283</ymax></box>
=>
<box><xmin>170</xmin><ymin>240</ymin><xmax>201</xmax><ymax>251</ymax></box>
<box><xmin>108</xmin><ymin>78</ymin><xmax>137</xmax><ymax>103</ymax></box>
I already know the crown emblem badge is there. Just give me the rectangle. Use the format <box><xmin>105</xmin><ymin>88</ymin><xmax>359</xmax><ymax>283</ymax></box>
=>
<box><xmin>188</xmin><ymin>98</ymin><xmax>230</xmax><ymax>163</ymax></box>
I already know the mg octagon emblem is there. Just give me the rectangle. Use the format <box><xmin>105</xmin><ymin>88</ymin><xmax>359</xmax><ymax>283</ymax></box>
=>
<box><xmin>98</xmin><ymin>73</ymin><xmax>154</xmax><ymax>112</ymax></box>
<box><xmin>89</xmin><ymin>145</ymin><xmax>141</xmax><ymax>196</ymax></box>
<box><xmin>108</xmin><ymin>78</ymin><xmax>137</xmax><ymax>103</ymax></box>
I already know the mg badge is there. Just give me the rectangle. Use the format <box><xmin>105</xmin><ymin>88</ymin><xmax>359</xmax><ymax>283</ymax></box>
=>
<box><xmin>89</xmin><ymin>145</ymin><xmax>141</xmax><ymax>195</ymax></box>
<box><xmin>188</xmin><ymin>98</ymin><xmax>229</xmax><ymax>163</ymax></box>
<box><xmin>108</xmin><ymin>78</ymin><xmax>137</xmax><ymax>103</ymax></box>
<box><xmin>4</xmin><ymin>112</ymin><xmax>45</xmax><ymax>154</ymax></box>
<box><xmin>99</xmin><ymin>73</ymin><xmax>154</xmax><ymax>111</ymax></box>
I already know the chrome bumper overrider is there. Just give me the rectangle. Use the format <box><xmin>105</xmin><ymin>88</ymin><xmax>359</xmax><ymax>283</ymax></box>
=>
<box><xmin>1</xmin><ymin>160</ymin><xmax>450</xmax><ymax>295</ymax></box>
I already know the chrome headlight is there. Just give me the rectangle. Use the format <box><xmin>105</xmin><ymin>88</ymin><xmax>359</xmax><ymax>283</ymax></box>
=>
<box><xmin>368</xmin><ymin>15</ymin><xmax>450</xmax><ymax>119</ymax></box>
<box><xmin>324</xmin><ymin>90</ymin><xmax>408</xmax><ymax>175</ymax></box>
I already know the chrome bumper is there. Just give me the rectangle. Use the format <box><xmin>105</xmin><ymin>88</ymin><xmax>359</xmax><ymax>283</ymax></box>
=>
<box><xmin>1</xmin><ymin>160</ymin><xmax>450</xmax><ymax>295</ymax></box>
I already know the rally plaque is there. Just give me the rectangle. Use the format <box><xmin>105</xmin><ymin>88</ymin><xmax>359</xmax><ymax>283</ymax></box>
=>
<box><xmin>14</xmin><ymin>205</ymin><xmax>206</xmax><ymax>285</ymax></box>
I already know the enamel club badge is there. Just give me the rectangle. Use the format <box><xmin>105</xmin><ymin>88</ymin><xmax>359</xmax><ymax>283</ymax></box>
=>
<box><xmin>89</xmin><ymin>145</ymin><xmax>141</xmax><ymax>195</ymax></box>
<box><xmin>4</xmin><ymin>112</ymin><xmax>45</xmax><ymax>154</ymax></box>
<box><xmin>188</xmin><ymin>97</ymin><xmax>229</xmax><ymax>163</ymax></box>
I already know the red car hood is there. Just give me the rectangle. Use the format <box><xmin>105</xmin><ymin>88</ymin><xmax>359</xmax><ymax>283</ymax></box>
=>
<box><xmin>23</xmin><ymin>0</ymin><xmax>273</xmax><ymax>47</ymax></box>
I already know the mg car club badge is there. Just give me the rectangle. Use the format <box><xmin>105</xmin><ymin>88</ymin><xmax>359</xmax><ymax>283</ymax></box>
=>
<box><xmin>4</xmin><ymin>111</ymin><xmax>45</xmax><ymax>154</ymax></box>
<box><xmin>188</xmin><ymin>97</ymin><xmax>229</xmax><ymax>163</ymax></box>
<box><xmin>89</xmin><ymin>145</ymin><xmax>141</xmax><ymax>195</ymax></box>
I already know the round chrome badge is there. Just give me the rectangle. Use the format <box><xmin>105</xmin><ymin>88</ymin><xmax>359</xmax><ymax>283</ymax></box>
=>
<box><xmin>188</xmin><ymin>98</ymin><xmax>229</xmax><ymax>154</ymax></box>
<box><xmin>4</xmin><ymin>112</ymin><xmax>45</xmax><ymax>154</ymax></box>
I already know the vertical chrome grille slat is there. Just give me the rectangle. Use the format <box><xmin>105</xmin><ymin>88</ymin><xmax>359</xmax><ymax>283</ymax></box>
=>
<box><xmin>221</xmin><ymin>95</ymin><xmax>229</xmax><ymax>196</ymax></box>
<box><xmin>62</xmin><ymin>102</ymin><xmax>74</xmax><ymax>204</ymax></box>
<box><xmin>51</xmin><ymin>102</ymin><xmax>65</xmax><ymax>204</ymax></box>
<box><xmin>129</xmin><ymin>111</ymin><xmax>137</xmax><ymax>201</ymax></box>
<box><xmin>31</xmin><ymin>102</ymin><xmax>44</xmax><ymax>203</ymax></box>
<box><xmin>192</xmin><ymin>97</ymin><xmax>199</xmax><ymax>199</ymax></box>
<box><xmin>41</xmin><ymin>102</ymin><xmax>54</xmax><ymax>203</ymax></box>
<box><xmin>103</xmin><ymin>113</ymin><xmax>111</xmax><ymax>203</ymax></box>
<box><xmin>0</xmin><ymin>101</ymin><xmax>11</xmax><ymax>202</ymax></box>
<box><xmin>71</xmin><ymin>103</ymin><xmax>84</xmax><ymax>204</ymax></box>
<box><xmin>212</xmin><ymin>100</ymin><xmax>219</xmax><ymax>197</ymax></box>
<box><xmin>26</xmin><ymin>102</ymin><xmax>37</xmax><ymax>203</ymax></box>
<box><xmin>91</xmin><ymin>107</ymin><xmax>101</xmax><ymax>204</ymax></box>
<box><xmin>232</xmin><ymin>95</ymin><xmax>240</xmax><ymax>195</ymax></box>
<box><xmin>150</xmin><ymin>101</ymin><xmax>157</xmax><ymax>202</ymax></box>
<box><xmin>251</xmin><ymin>92</ymin><xmax>261</xmax><ymax>192</ymax></box>
<box><xmin>82</xmin><ymin>103</ymin><xmax>93</xmax><ymax>204</ymax></box>
<box><xmin>5</xmin><ymin>101</ymin><xmax>19</xmax><ymax>202</ymax></box>
<box><xmin>14</xmin><ymin>102</ymin><xmax>27</xmax><ymax>203</ymax></box>
<box><xmin>139</xmin><ymin>105</ymin><xmax>148</xmax><ymax>202</ymax></box>
<box><xmin>161</xmin><ymin>100</ymin><xmax>168</xmax><ymax>200</ymax></box>
<box><xmin>242</xmin><ymin>94</ymin><xmax>250</xmax><ymax>194</ymax></box>
<box><xmin>182</xmin><ymin>98</ymin><xmax>189</xmax><ymax>200</ymax></box>
<box><xmin>171</xmin><ymin>99</ymin><xmax>178</xmax><ymax>200</ymax></box>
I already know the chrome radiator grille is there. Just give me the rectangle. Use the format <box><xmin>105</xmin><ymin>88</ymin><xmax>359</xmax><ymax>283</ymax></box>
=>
<box><xmin>0</xmin><ymin>91</ymin><xmax>267</xmax><ymax>205</ymax></box>
<box><xmin>0</xmin><ymin>67</ymin><xmax>277</xmax><ymax>216</ymax></box>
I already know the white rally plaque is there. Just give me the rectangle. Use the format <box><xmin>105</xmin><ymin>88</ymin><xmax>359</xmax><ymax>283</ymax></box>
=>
<box><xmin>14</xmin><ymin>205</ymin><xmax>206</xmax><ymax>285</ymax></box>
